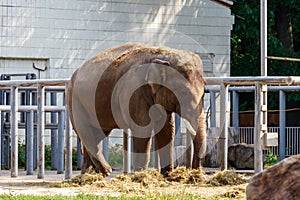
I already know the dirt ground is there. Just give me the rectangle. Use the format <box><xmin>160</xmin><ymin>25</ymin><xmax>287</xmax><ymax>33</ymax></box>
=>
<box><xmin>0</xmin><ymin>169</ymin><xmax>249</xmax><ymax>198</ymax></box>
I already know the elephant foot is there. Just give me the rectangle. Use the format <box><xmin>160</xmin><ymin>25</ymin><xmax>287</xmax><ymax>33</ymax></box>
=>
<box><xmin>160</xmin><ymin>164</ymin><xmax>173</xmax><ymax>177</ymax></box>
<box><xmin>81</xmin><ymin>159</ymin><xmax>112</xmax><ymax>177</ymax></box>
<box><xmin>82</xmin><ymin>148</ymin><xmax>112</xmax><ymax>177</ymax></box>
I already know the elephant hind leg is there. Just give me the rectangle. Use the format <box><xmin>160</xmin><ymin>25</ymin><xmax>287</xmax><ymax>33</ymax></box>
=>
<box><xmin>132</xmin><ymin>136</ymin><xmax>152</xmax><ymax>171</ymax></box>
<box><xmin>81</xmin><ymin>146</ymin><xmax>112</xmax><ymax>176</ymax></box>
<box><xmin>154</xmin><ymin>113</ymin><xmax>175</xmax><ymax>176</ymax></box>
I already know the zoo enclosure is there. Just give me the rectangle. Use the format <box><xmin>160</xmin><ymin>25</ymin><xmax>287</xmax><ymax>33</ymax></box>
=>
<box><xmin>1</xmin><ymin>76</ymin><xmax>300</xmax><ymax>178</ymax></box>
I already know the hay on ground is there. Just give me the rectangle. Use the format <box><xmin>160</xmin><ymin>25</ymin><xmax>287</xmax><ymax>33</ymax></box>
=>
<box><xmin>207</xmin><ymin>169</ymin><xmax>248</xmax><ymax>186</ymax></box>
<box><xmin>167</xmin><ymin>166</ymin><xmax>205</xmax><ymax>184</ymax></box>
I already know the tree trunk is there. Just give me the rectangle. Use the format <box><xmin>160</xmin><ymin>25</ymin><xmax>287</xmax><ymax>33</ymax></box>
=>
<box><xmin>275</xmin><ymin>3</ymin><xmax>293</xmax><ymax>50</ymax></box>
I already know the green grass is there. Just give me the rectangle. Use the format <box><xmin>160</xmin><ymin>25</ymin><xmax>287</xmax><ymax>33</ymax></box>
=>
<box><xmin>0</xmin><ymin>194</ymin><xmax>241</xmax><ymax>200</ymax></box>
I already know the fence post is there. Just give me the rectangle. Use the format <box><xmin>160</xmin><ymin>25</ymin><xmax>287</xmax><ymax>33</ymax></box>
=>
<box><xmin>254</xmin><ymin>83</ymin><xmax>266</xmax><ymax>173</ymax></box>
<box><xmin>10</xmin><ymin>86</ymin><xmax>18</xmax><ymax>177</ymax></box>
<box><xmin>50</xmin><ymin>92</ymin><xmax>58</xmax><ymax>170</ymax></box>
<box><xmin>37</xmin><ymin>85</ymin><xmax>45</xmax><ymax>179</ymax></box>
<box><xmin>26</xmin><ymin>111</ymin><xmax>34</xmax><ymax>175</ymax></box>
<box><xmin>65</xmin><ymin>109</ymin><xmax>72</xmax><ymax>179</ymax></box>
<box><xmin>174</xmin><ymin>114</ymin><xmax>181</xmax><ymax>146</ymax></box>
<box><xmin>219</xmin><ymin>83</ymin><xmax>229</xmax><ymax>170</ymax></box>
<box><xmin>102</xmin><ymin>137</ymin><xmax>109</xmax><ymax>162</ymax></box>
<box><xmin>77</xmin><ymin>138</ymin><xmax>82</xmax><ymax>170</ymax></box>
<box><xmin>232</xmin><ymin>91</ymin><xmax>239</xmax><ymax>133</ymax></box>
<box><xmin>123</xmin><ymin>129</ymin><xmax>131</xmax><ymax>173</ymax></box>
<box><xmin>57</xmin><ymin>111</ymin><xmax>65</xmax><ymax>174</ymax></box>
<box><xmin>279</xmin><ymin>90</ymin><xmax>286</xmax><ymax>160</ymax></box>
<box><xmin>209</xmin><ymin>91</ymin><xmax>216</xmax><ymax>127</ymax></box>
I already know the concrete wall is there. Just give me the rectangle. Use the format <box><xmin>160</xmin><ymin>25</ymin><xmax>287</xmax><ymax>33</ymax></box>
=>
<box><xmin>0</xmin><ymin>0</ymin><xmax>234</xmax><ymax>78</ymax></box>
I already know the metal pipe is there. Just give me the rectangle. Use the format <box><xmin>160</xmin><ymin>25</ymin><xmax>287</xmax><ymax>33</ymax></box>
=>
<box><xmin>206</xmin><ymin>85</ymin><xmax>300</xmax><ymax>92</ymax></box>
<box><xmin>219</xmin><ymin>84</ymin><xmax>229</xmax><ymax>170</ymax></box>
<box><xmin>50</xmin><ymin>92</ymin><xmax>58</xmax><ymax>170</ymax></box>
<box><xmin>10</xmin><ymin>86</ymin><xmax>18</xmax><ymax>177</ymax></box>
<box><xmin>65</xmin><ymin>109</ymin><xmax>72</xmax><ymax>179</ymax></box>
<box><xmin>232</xmin><ymin>91</ymin><xmax>239</xmax><ymax>133</ymax></box>
<box><xmin>57</xmin><ymin>111</ymin><xmax>64</xmax><ymax>174</ymax></box>
<box><xmin>102</xmin><ymin>137</ymin><xmax>109</xmax><ymax>162</ymax></box>
<box><xmin>0</xmin><ymin>110</ymin><xmax>1</xmax><ymax>174</ymax></box>
<box><xmin>76</xmin><ymin>138</ymin><xmax>82</xmax><ymax>170</ymax></box>
<box><xmin>254</xmin><ymin>83</ymin><xmax>264</xmax><ymax>173</ymax></box>
<box><xmin>37</xmin><ymin>85</ymin><xmax>45</xmax><ymax>179</ymax></box>
<box><xmin>26</xmin><ymin>111</ymin><xmax>34</xmax><ymax>175</ymax></box>
<box><xmin>1</xmin><ymin>77</ymin><xmax>300</xmax><ymax>88</ymax></box>
<box><xmin>279</xmin><ymin>90</ymin><xmax>286</xmax><ymax>160</ymax></box>
<box><xmin>260</xmin><ymin>0</ymin><xmax>268</xmax><ymax>76</ymax></box>
<box><xmin>0</xmin><ymin>105</ymin><xmax>66</xmax><ymax>112</ymax></box>
<box><xmin>123</xmin><ymin>129</ymin><xmax>131</xmax><ymax>174</ymax></box>
<box><xmin>267</xmin><ymin>56</ymin><xmax>300</xmax><ymax>62</ymax></box>
<box><xmin>174</xmin><ymin>114</ymin><xmax>181</xmax><ymax>146</ymax></box>
<box><xmin>209</xmin><ymin>91</ymin><xmax>216</xmax><ymax>127</ymax></box>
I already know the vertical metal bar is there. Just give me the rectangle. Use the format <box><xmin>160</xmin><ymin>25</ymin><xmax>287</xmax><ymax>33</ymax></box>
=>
<box><xmin>232</xmin><ymin>91</ymin><xmax>239</xmax><ymax>133</ymax></box>
<box><xmin>102</xmin><ymin>137</ymin><xmax>109</xmax><ymax>162</ymax></box>
<box><xmin>10</xmin><ymin>86</ymin><xmax>18</xmax><ymax>177</ymax></box>
<box><xmin>65</xmin><ymin>108</ymin><xmax>72</xmax><ymax>179</ymax></box>
<box><xmin>0</xmin><ymin>111</ymin><xmax>3</xmax><ymax>169</ymax></box>
<box><xmin>50</xmin><ymin>92</ymin><xmax>58</xmax><ymax>170</ymax></box>
<box><xmin>25</xmin><ymin>89</ymin><xmax>30</xmax><ymax>173</ymax></box>
<box><xmin>5</xmin><ymin>91</ymin><xmax>10</xmax><ymax>169</ymax></box>
<box><xmin>37</xmin><ymin>85</ymin><xmax>45</xmax><ymax>179</ymax></box>
<box><xmin>254</xmin><ymin>83</ymin><xmax>264</xmax><ymax>173</ymax></box>
<box><xmin>219</xmin><ymin>84</ymin><xmax>229</xmax><ymax>170</ymax></box>
<box><xmin>123</xmin><ymin>129</ymin><xmax>131</xmax><ymax>173</ymax></box>
<box><xmin>209</xmin><ymin>91</ymin><xmax>216</xmax><ymax>127</ymax></box>
<box><xmin>57</xmin><ymin>111</ymin><xmax>64</xmax><ymax>174</ymax></box>
<box><xmin>32</xmin><ymin>91</ymin><xmax>37</xmax><ymax>170</ymax></box>
<box><xmin>174</xmin><ymin>114</ymin><xmax>181</xmax><ymax>146</ymax></box>
<box><xmin>26</xmin><ymin>111</ymin><xmax>34</xmax><ymax>175</ymax></box>
<box><xmin>76</xmin><ymin>137</ymin><xmax>82</xmax><ymax>170</ymax></box>
<box><xmin>279</xmin><ymin>90</ymin><xmax>286</xmax><ymax>160</ymax></box>
<box><xmin>260</xmin><ymin>0</ymin><xmax>268</xmax><ymax>76</ymax></box>
<box><xmin>0</xmin><ymin>90</ymin><xmax>3</xmax><ymax>169</ymax></box>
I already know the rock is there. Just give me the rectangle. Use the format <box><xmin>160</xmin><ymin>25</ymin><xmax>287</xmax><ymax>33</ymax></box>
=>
<box><xmin>228</xmin><ymin>143</ymin><xmax>254</xmax><ymax>169</ymax></box>
<box><xmin>246</xmin><ymin>154</ymin><xmax>300</xmax><ymax>200</ymax></box>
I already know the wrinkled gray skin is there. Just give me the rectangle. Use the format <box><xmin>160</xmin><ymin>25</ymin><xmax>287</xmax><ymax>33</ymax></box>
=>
<box><xmin>66</xmin><ymin>44</ymin><xmax>206</xmax><ymax>176</ymax></box>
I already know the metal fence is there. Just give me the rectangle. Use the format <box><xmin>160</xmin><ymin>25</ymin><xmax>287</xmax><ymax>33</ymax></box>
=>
<box><xmin>238</xmin><ymin>127</ymin><xmax>300</xmax><ymax>156</ymax></box>
<box><xmin>1</xmin><ymin>76</ymin><xmax>300</xmax><ymax>178</ymax></box>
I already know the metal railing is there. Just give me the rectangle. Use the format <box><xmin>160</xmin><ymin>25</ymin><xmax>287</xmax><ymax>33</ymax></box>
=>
<box><xmin>238</xmin><ymin>127</ymin><xmax>300</xmax><ymax>156</ymax></box>
<box><xmin>1</xmin><ymin>76</ymin><xmax>300</xmax><ymax>178</ymax></box>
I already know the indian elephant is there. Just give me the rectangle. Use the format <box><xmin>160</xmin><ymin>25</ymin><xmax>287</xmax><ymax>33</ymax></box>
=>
<box><xmin>66</xmin><ymin>44</ymin><xmax>206</xmax><ymax>176</ymax></box>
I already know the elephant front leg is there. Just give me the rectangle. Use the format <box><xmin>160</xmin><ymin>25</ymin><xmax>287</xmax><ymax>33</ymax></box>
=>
<box><xmin>132</xmin><ymin>136</ymin><xmax>152</xmax><ymax>171</ymax></box>
<box><xmin>192</xmin><ymin>107</ymin><xmax>206</xmax><ymax>168</ymax></box>
<box><xmin>154</xmin><ymin>113</ymin><xmax>175</xmax><ymax>176</ymax></box>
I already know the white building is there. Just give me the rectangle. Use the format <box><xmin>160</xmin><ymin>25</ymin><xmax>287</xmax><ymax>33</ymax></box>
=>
<box><xmin>0</xmin><ymin>0</ymin><xmax>234</xmax><ymax>79</ymax></box>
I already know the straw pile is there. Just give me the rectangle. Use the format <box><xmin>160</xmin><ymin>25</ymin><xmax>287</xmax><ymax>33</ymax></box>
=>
<box><xmin>207</xmin><ymin>170</ymin><xmax>248</xmax><ymax>186</ymax></box>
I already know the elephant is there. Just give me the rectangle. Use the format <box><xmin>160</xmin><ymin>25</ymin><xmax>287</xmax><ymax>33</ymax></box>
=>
<box><xmin>66</xmin><ymin>44</ymin><xmax>206</xmax><ymax>176</ymax></box>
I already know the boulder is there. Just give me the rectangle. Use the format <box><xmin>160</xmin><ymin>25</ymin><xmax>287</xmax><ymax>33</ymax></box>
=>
<box><xmin>246</xmin><ymin>154</ymin><xmax>300</xmax><ymax>200</ymax></box>
<box><xmin>228</xmin><ymin>143</ymin><xmax>254</xmax><ymax>169</ymax></box>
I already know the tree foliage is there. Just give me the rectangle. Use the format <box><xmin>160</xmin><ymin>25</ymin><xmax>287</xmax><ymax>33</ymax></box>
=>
<box><xmin>231</xmin><ymin>1</ymin><xmax>300</xmax><ymax>112</ymax></box>
<box><xmin>231</xmin><ymin>0</ymin><xmax>300</xmax><ymax>76</ymax></box>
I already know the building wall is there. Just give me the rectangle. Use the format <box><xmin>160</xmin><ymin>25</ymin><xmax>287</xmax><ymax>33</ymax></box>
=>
<box><xmin>0</xmin><ymin>0</ymin><xmax>234</xmax><ymax>79</ymax></box>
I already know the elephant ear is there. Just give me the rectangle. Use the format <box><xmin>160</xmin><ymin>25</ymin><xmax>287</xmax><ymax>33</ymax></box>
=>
<box><xmin>145</xmin><ymin>58</ymin><xmax>170</xmax><ymax>94</ymax></box>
